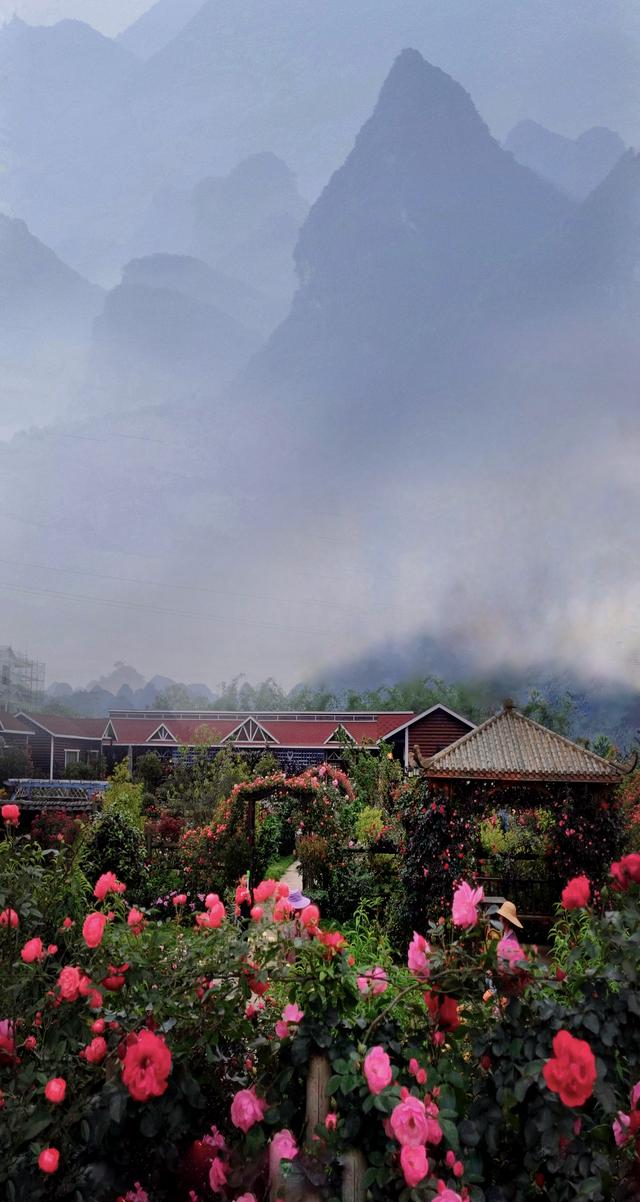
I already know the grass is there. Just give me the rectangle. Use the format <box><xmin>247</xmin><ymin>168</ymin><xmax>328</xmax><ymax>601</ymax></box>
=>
<box><xmin>265</xmin><ymin>852</ymin><xmax>296</xmax><ymax>881</ymax></box>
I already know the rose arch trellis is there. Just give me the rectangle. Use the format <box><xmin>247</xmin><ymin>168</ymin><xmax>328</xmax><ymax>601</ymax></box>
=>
<box><xmin>225</xmin><ymin>764</ymin><xmax>355</xmax><ymax>885</ymax></box>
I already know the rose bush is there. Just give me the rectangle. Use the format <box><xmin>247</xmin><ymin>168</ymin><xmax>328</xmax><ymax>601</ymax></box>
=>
<box><xmin>1</xmin><ymin>806</ymin><xmax>640</xmax><ymax>1201</ymax></box>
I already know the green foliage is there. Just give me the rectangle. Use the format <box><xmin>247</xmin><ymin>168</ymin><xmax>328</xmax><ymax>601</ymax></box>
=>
<box><xmin>523</xmin><ymin>688</ymin><xmax>576</xmax><ymax>735</ymax></box>
<box><xmin>84</xmin><ymin>807</ymin><xmax>148</xmax><ymax>896</ymax></box>
<box><xmin>102</xmin><ymin>760</ymin><xmax>144</xmax><ymax>826</ymax></box>
<box><xmin>135</xmin><ymin>751</ymin><xmax>165</xmax><ymax>793</ymax></box>
<box><xmin>158</xmin><ymin>746</ymin><xmax>249</xmax><ymax>825</ymax></box>
<box><xmin>0</xmin><ymin>745</ymin><xmax>31</xmax><ymax>788</ymax></box>
<box><xmin>62</xmin><ymin>759</ymin><xmax>103</xmax><ymax>780</ymax></box>
<box><xmin>355</xmin><ymin>805</ymin><xmax>386</xmax><ymax>845</ymax></box>
<box><xmin>397</xmin><ymin>776</ymin><xmax>476</xmax><ymax>937</ymax></box>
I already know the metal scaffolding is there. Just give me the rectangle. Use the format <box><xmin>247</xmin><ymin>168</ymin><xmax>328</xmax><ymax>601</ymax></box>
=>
<box><xmin>0</xmin><ymin>646</ymin><xmax>46</xmax><ymax>710</ymax></box>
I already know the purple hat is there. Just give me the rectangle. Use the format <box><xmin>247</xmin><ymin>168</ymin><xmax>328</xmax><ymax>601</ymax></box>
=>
<box><xmin>288</xmin><ymin>889</ymin><xmax>311</xmax><ymax>910</ymax></box>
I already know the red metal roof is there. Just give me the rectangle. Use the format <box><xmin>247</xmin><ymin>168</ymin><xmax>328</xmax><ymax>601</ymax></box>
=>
<box><xmin>0</xmin><ymin>710</ymin><xmax>32</xmax><ymax>734</ymax></box>
<box><xmin>18</xmin><ymin>713</ymin><xmax>105</xmax><ymax>739</ymax></box>
<box><xmin>105</xmin><ymin>711</ymin><xmax>416</xmax><ymax>747</ymax></box>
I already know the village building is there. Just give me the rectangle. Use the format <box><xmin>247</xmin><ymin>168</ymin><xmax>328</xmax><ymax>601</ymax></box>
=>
<box><xmin>13</xmin><ymin>704</ymin><xmax>475</xmax><ymax>780</ymax></box>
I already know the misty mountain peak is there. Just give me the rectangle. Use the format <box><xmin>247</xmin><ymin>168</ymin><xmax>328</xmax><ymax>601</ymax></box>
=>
<box><xmin>505</xmin><ymin>119</ymin><xmax>626</xmax><ymax>200</ymax></box>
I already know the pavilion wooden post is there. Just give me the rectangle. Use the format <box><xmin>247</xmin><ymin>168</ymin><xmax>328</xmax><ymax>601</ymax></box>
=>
<box><xmin>271</xmin><ymin>1056</ymin><xmax>366</xmax><ymax>1202</ymax></box>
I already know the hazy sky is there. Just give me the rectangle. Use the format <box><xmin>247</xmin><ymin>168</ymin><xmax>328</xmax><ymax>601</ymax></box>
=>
<box><xmin>0</xmin><ymin>0</ymin><xmax>151</xmax><ymax>34</ymax></box>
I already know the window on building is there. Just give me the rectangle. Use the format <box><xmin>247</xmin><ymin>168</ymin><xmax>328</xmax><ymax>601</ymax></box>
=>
<box><xmin>64</xmin><ymin>749</ymin><xmax>80</xmax><ymax>767</ymax></box>
<box><xmin>87</xmin><ymin>750</ymin><xmax>100</xmax><ymax>766</ymax></box>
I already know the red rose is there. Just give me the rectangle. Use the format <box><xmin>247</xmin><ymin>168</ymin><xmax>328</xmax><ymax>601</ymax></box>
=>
<box><xmin>103</xmin><ymin>964</ymin><xmax>128</xmax><ymax>992</ymax></box>
<box><xmin>542</xmin><ymin>1029</ymin><xmax>597</xmax><ymax>1107</ymax></box>
<box><xmin>610</xmin><ymin>854</ymin><xmax>640</xmax><ymax>889</ymax></box>
<box><xmin>38</xmin><ymin>1147</ymin><xmax>60</xmax><ymax>1174</ymax></box>
<box><xmin>121</xmin><ymin>1029</ymin><xmax>172</xmax><ymax>1102</ymax></box>
<box><xmin>561</xmin><ymin>875</ymin><xmax>591</xmax><ymax>910</ymax></box>
<box><xmin>438</xmin><ymin>996</ymin><xmax>460</xmax><ymax>1032</ymax></box>
<box><xmin>82</xmin><ymin>1036</ymin><xmax>108</xmax><ymax>1064</ymax></box>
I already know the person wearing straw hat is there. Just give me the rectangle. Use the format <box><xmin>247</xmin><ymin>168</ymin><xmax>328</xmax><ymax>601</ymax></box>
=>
<box><xmin>497</xmin><ymin>900</ymin><xmax>523</xmax><ymax>939</ymax></box>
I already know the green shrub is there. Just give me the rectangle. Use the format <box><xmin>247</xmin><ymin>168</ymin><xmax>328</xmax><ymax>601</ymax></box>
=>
<box><xmin>355</xmin><ymin>804</ymin><xmax>385</xmax><ymax>844</ymax></box>
<box><xmin>102</xmin><ymin>760</ymin><xmax>144</xmax><ymax>827</ymax></box>
<box><xmin>84</xmin><ymin>806</ymin><xmax>148</xmax><ymax>895</ymax></box>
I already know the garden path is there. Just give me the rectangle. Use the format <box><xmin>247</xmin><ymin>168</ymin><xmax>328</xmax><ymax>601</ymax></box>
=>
<box><xmin>280</xmin><ymin>859</ymin><xmax>303</xmax><ymax>892</ymax></box>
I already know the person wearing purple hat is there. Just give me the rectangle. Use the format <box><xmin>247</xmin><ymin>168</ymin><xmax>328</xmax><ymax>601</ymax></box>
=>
<box><xmin>287</xmin><ymin>889</ymin><xmax>311</xmax><ymax>911</ymax></box>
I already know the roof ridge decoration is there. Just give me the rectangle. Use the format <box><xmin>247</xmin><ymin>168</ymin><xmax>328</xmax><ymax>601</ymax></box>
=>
<box><xmin>323</xmin><ymin>723</ymin><xmax>357</xmax><ymax>745</ymax></box>
<box><xmin>422</xmin><ymin>704</ymin><xmax>623</xmax><ymax>782</ymax></box>
<box><xmin>221</xmin><ymin>716</ymin><xmax>279</xmax><ymax>746</ymax></box>
<box><xmin>147</xmin><ymin>722</ymin><xmax>177</xmax><ymax>743</ymax></box>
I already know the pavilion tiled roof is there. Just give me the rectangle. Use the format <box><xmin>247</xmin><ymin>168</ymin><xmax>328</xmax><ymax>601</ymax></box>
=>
<box><xmin>424</xmin><ymin>704</ymin><xmax>624</xmax><ymax>782</ymax></box>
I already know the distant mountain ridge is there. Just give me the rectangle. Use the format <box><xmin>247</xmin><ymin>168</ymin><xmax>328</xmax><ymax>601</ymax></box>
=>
<box><xmin>40</xmin><ymin>657</ymin><xmax>640</xmax><ymax>749</ymax></box>
<box><xmin>504</xmin><ymin>120</ymin><xmax>627</xmax><ymax>200</ymax></box>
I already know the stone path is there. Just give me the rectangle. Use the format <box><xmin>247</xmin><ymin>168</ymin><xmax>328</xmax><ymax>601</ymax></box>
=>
<box><xmin>280</xmin><ymin>859</ymin><xmax>303</xmax><ymax>892</ymax></box>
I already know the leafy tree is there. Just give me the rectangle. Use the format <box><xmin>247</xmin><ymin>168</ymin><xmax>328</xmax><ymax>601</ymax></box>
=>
<box><xmin>102</xmin><ymin>760</ymin><xmax>144</xmax><ymax>827</ymax></box>
<box><xmin>0</xmin><ymin>746</ymin><xmax>31</xmax><ymax>789</ymax></box>
<box><xmin>522</xmin><ymin>688</ymin><xmax>576</xmax><ymax>735</ymax></box>
<box><xmin>135</xmin><ymin>751</ymin><xmax>165</xmax><ymax>793</ymax></box>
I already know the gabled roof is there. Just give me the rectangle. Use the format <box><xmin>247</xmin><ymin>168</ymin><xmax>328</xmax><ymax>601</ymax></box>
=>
<box><xmin>0</xmin><ymin>710</ymin><xmax>31</xmax><ymax>734</ymax></box>
<box><xmin>16</xmin><ymin>712</ymin><xmax>105</xmax><ymax>740</ymax></box>
<box><xmin>146</xmin><ymin>723</ymin><xmax>177</xmax><ymax>743</ymax></box>
<box><xmin>221</xmin><ymin>717</ymin><xmax>279</xmax><ymax>745</ymax></box>
<box><xmin>424</xmin><ymin>704</ymin><xmax>624</xmax><ymax>782</ymax></box>
<box><xmin>381</xmin><ymin>704</ymin><xmax>475</xmax><ymax>741</ymax></box>
<box><xmin>323</xmin><ymin>724</ymin><xmax>357</xmax><ymax>745</ymax></box>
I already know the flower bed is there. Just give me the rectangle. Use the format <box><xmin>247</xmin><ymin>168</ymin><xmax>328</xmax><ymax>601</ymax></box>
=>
<box><xmin>1</xmin><ymin>802</ymin><xmax>640</xmax><ymax>1202</ymax></box>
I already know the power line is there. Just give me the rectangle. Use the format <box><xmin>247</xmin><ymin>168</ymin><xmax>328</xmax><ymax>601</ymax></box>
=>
<box><xmin>0</xmin><ymin>556</ymin><xmax>393</xmax><ymax>616</ymax></box>
<box><xmin>0</xmin><ymin>581</ymin><xmax>359</xmax><ymax>638</ymax></box>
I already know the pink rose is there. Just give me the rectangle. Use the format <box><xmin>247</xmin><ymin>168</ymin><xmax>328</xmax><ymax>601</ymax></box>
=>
<box><xmin>38</xmin><ymin>1147</ymin><xmax>60</xmax><ymax>1174</ymax></box>
<box><xmin>127</xmin><ymin>908</ymin><xmax>145</xmax><ymax>935</ymax></box>
<box><xmin>208</xmin><ymin>1156</ymin><xmax>228</xmax><ymax>1193</ymax></box>
<box><xmin>631</xmin><ymin>1081</ymin><xmax>640</xmax><ymax>1108</ymax></box>
<box><xmin>497</xmin><ymin>937</ymin><xmax>526</xmax><ymax>967</ymax></box>
<box><xmin>357</xmin><ymin>966</ymin><xmax>388</xmax><ymax>995</ymax></box>
<box><xmin>250</xmin><ymin>906</ymin><xmax>264</xmax><ymax>921</ymax></box>
<box><xmin>82</xmin><ymin>912</ymin><xmax>107</xmax><ymax>949</ymax></box>
<box><xmin>44</xmin><ymin>1077</ymin><xmax>66</xmax><ymax>1104</ymax></box>
<box><xmin>273</xmin><ymin>898</ymin><xmax>294</xmax><ymax>922</ymax></box>
<box><xmin>400</xmin><ymin>1144</ymin><xmax>429</xmax><ymax>1188</ymax></box>
<box><xmin>57</xmin><ymin>965</ymin><xmax>83</xmax><ymax>1001</ymax></box>
<box><xmin>173</xmin><ymin>893</ymin><xmax>187</xmax><ymax>906</ymax></box>
<box><xmin>300</xmin><ymin>904</ymin><xmax>320</xmax><ymax>928</ymax></box>
<box><xmin>325</xmin><ymin>1113</ymin><xmax>337</xmax><ymax>1131</ymax></box>
<box><xmin>0</xmin><ymin>908</ymin><xmax>18</xmax><ymax>928</ymax></box>
<box><xmin>390</xmin><ymin>1096</ymin><xmax>429</xmax><ymax>1146</ymax></box>
<box><xmin>230</xmin><ymin>1087</ymin><xmax>267</xmax><ymax>1133</ymax></box>
<box><xmin>425</xmin><ymin>1116</ymin><xmax>443</xmax><ymax>1144</ymax></box>
<box><xmin>1</xmin><ymin>803</ymin><xmax>20</xmax><ymax>826</ymax></box>
<box><xmin>407</xmin><ymin>932</ymin><xmax>431</xmax><ymax>979</ymax></box>
<box><xmin>236</xmin><ymin>1195</ymin><xmax>258</xmax><ymax>1202</ymax></box>
<box><xmin>452</xmin><ymin>881</ymin><xmax>484</xmax><ymax>928</ymax></box>
<box><xmin>282</xmin><ymin>1003</ymin><xmax>304</xmax><ymax>1024</ymax></box>
<box><xmin>21</xmin><ymin>937</ymin><xmax>45</xmax><ymax>963</ymax></box>
<box><xmin>270</xmin><ymin>1128</ymin><xmax>298</xmax><ymax>1167</ymax></box>
<box><xmin>363</xmin><ymin>1046</ymin><xmax>392</xmax><ymax>1095</ymax></box>
<box><xmin>438</xmin><ymin>1191</ymin><xmax>462</xmax><ymax>1202</ymax></box>
<box><xmin>275</xmin><ymin>1020</ymin><xmax>290</xmax><ymax>1039</ymax></box>
<box><xmin>94</xmin><ymin>872</ymin><xmax>125</xmax><ymax>900</ymax></box>
<box><xmin>253</xmin><ymin>879</ymin><xmax>277</xmax><ymax>903</ymax></box>
<box><xmin>613</xmin><ymin>1112</ymin><xmax>631</xmax><ymax>1147</ymax></box>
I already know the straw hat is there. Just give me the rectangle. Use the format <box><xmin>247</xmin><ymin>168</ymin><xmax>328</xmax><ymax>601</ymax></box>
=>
<box><xmin>497</xmin><ymin>900</ymin><xmax>523</xmax><ymax>929</ymax></box>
